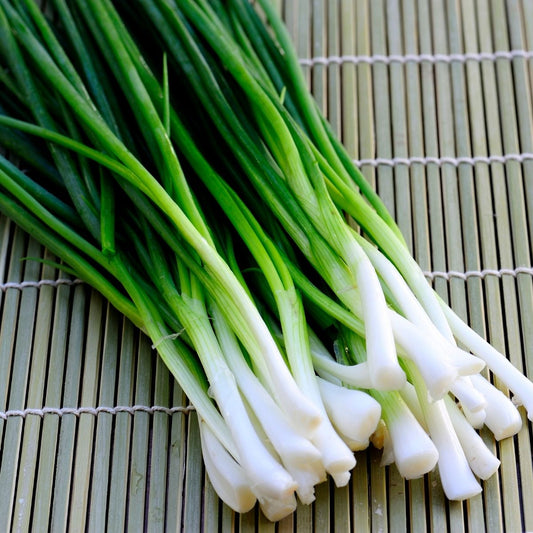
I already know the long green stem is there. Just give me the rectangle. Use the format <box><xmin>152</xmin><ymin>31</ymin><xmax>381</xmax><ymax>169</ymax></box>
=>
<box><xmin>0</xmin><ymin>0</ymin><xmax>100</xmax><ymax>236</ymax></box>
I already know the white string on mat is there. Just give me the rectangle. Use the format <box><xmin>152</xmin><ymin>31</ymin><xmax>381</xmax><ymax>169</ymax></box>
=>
<box><xmin>0</xmin><ymin>278</ymin><xmax>83</xmax><ymax>292</ymax></box>
<box><xmin>4</xmin><ymin>268</ymin><xmax>533</xmax><ymax>295</ymax></box>
<box><xmin>299</xmin><ymin>49</ymin><xmax>533</xmax><ymax>68</ymax></box>
<box><xmin>353</xmin><ymin>153</ymin><xmax>533</xmax><ymax>168</ymax></box>
<box><xmin>0</xmin><ymin>404</ymin><xmax>195</xmax><ymax>420</ymax></box>
<box><xmin>424</xmin><ymin>266</ymin><xmax>533</xmax><ymax>281</ymax></box>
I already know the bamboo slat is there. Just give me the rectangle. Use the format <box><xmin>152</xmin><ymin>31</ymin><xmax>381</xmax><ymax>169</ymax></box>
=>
<box><xmin>0</xmin><ymin>1</ymin><xmax>532</xmax><ymax>531</ymax></box>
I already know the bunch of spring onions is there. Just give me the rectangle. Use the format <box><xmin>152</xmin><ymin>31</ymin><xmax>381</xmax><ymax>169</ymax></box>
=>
<box><xmin>0</xmin><ymin>0</ymin><xmax>532</xmax><ymax>521</ymax></box>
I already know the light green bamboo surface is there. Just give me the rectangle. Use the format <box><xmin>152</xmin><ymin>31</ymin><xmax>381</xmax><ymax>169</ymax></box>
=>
<box><xmin>1</xmin><ymin>1</ymin><xmax>533</xmax><ymax>531</ymax></box>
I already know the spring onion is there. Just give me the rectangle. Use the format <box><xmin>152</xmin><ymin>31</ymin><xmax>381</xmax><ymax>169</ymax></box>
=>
<box><xmin>0</xmin><ymin>0</ymin><xmax>532</xmax><ymax>521</ymax></box>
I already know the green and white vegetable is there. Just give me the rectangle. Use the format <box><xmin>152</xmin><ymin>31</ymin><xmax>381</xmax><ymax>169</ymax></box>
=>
<box><xmin>0</xmin><ymin>0</ymin><xmax>532</xmax><ymax>521</ymax></box>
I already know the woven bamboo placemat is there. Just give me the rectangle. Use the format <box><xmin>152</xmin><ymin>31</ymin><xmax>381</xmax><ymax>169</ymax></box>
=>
<box><xmin>1</xmin><ymin>0</ymin><xmax>533</xmax><ymax>531</ymax></box>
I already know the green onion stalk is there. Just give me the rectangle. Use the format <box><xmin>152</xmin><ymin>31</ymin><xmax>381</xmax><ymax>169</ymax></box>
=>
<box><xmin>0</xmin><ymin>0</ymin><xmax>379</xmax><ymax>519</ymax></box>
<box><xmin>0</xmin><ymin>0</ymin><xmax>327</xmax><ymax>519</ymax></box>
<box><xmin>0</xmin><ymin>0</ymin><xmax>532</xmax><ymax>519</ymax></box>
<box><xmin>0</xmin><ymin>0</ymin><xmax>329</xmax><ymax>434</ymax></box>
<box><xmin>224</xmin><ymin>0</ymin><xmax>533</xmax><ymax>421</ymax></box>
<box><xmin>136</xmin><ymin>0</ymin><xmax>533</xmax><ymax>422</ymax></box>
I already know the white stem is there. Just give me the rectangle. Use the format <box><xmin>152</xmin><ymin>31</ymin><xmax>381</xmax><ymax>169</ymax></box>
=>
<box><xmin>266</xmin><ymin>318</ymin><xmax>358</xmax><ymax>487</ymax></box>
<box><xmin>317</xmin><ymin>377</ymin><xmax>382</xmax><ymax>450</ymax></box>
<box><xmin>313</xmin><ymin>253</ymin><xmax>404</xmax><ymax>390</ymax></box>
<box><xmin>311</xmin><ymin>350</ymin><xmax>372</xmax><ymax>388</ymax></box>
<box><xmin>470</xmin><ymin>374</ymin><xmax>523</xmax><ymax>440</ymax></box>
<box><xmin>269</xmin><ymin>299</ymin><xmax>358</xmax><ymax>487</ymax></box>
<box><xmin>179</xmin><ymin>298</ymin><xmax>297</xmax><ymax>503</ymax></box>
<box><xmin>359</xmin><ymin>239</ymin><xmax>487</xmax><ymax>385</ymax></box>
<box><xmin>179</xmin><ymin>294</ymin><xmax>317</xmax><ymax>499</ymax></box>
<box><xmin>390</xmin><ymin>312</ymin><xmax>458</xmax><ymax>400</ymax></box>
<box><xmin>294</xmin><ymin>326</ymin><xmax>371</xmax><ymax>388</ymax></box>
<box><xmin>208</xmin><ymin>369</ymin><xmax>297</xmax><ymax>503</ymax></box>
<box><xmin>423</xmin><ymin>399</ymin><xmax>482</xmax><ymax>500</ymax></box>
<box><xmin>446</xmin><ymin>347</ymin><xmax>486</xmax><ymax>376</ymax></box>
<box><xmin>292</xmin><ymin>369</ymin><xmax>357</xmax><ymax>488</ymax></box>
<box><xmin>242</xmin><ymin>402</ymin><xmax>320</xmax><ymax>506</ymax></box>
<box><xmin>352</xmin><ymin>254</ymin><xmax>405</xmax><ymax>390</ymax></box>
<box><xmin>308</xmin><ymin>414</ymin><xmax>356</xmax><ymax>487</ymax></box>
<box><xmin>258</xmin><ymin>494</ymin><xmax>297</xmax><ymax>523</ymax></box>
<box><xmin>399</xmin><ymin>382</ymin><xmax>425</xmax><ymax>426</ymax></box>
<box><xmin>356</xmin><ymin>234</ymin><xmax>454</xmax><ymax>340</ymax></box>
<box><xmin>444</xmin><ymin>398</ymin><xmax>501</xmax><ymax>480</ymax></box>
<box><xmin>460</xmin><ymin>404</ymin><xmax>487</xmax><ymax>429</ymax></box>
<box><xmin>450</xmin><ymin>375</ymin><xmax>487</xmax><ymax>413</ymax></box>
<box><xmin>245</xmin><ymin>321</ymin><xmax>323</xmax><ymax>431</ymax></box>
<box><xmin>360</xmin><ymin>237</ymin><xmax>440</xmax><ymax>330</ymax></box>
<box><xmin>405</xmin><ymin>361</ymin><xmax>481</xmax><ymax>500</ymax></box>
<box><xmin>400</xmin><ymin>364</ymin><xmax>488</xmax><ymax>432</ymax></box>
<box><xmin>315</xmin><ymin>367</ymin><xmax>343</xmax><ymax>386</ymax></box>
<box><xmin>379</xmin><ymin>392</ymin><xmax>439</xmax><ymax>479</ymax></box>
<box><xmin>212</xmin><ymin>306</ymin><xmax>326</xmax><ymax>503</ymax></box>
<box><xmin>198</xmin><ymin>419</ymin><xmax>257</xmax><ymax>513</ymax></box>
<box><xmin>442</xmin><ymin>303</ymin><xmax>533</xmax><ymax>421</ymax></box>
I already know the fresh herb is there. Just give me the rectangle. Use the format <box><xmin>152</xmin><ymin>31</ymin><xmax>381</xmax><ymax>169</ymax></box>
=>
<box><xmin>0</xmin><ymin>0</ymin><xmax>531</xmax><ymax>521</ymax></box>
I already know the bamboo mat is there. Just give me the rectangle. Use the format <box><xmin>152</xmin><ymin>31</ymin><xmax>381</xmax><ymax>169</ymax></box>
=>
<box><xmin>1</xmin><ymin>0</ymin><xmax>533</xmax><ymax>531</ymax></box>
